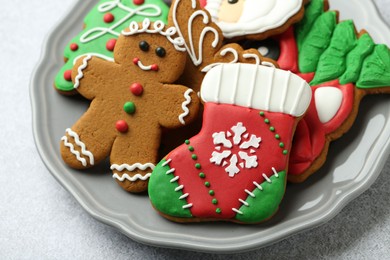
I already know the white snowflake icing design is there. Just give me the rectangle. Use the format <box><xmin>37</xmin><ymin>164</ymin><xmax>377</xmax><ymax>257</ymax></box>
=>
<box><xmin>210</xmin><ymin>122</ymin><xmax>261</xmax><ymax>177</ymax></box>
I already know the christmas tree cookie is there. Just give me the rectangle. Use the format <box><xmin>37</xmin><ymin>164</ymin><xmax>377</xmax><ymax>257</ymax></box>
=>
<box><xmin>149</xmin><ymin>64</ymin><xmax>311</xmax><ymax>223</ymax></box>
<box><xmin>54</xmin><ymin>0</ymin><xmax>170</xmax><ymax>94</ymax></box>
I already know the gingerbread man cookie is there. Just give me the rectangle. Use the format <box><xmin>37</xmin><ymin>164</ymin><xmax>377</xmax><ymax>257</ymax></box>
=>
<box><xmin>60</xmin><ymin>19</ymin><xmax>200</xmax><ymax>193</ymax></box>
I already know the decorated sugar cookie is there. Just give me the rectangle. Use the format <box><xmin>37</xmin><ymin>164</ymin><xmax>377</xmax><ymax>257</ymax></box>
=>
<box><xmin>149</xmin><ymin>64</ymin><xmax>311</xmax><ymax>223</ymax></box>
<box><xmin>60</xmin><ymin>19</ymin><xmax>200</xmax><ymax>193</ymax></box>
<box><xmin>54</xmin><ymin>0</ymin><xmax>170</xmax><ymax>94</ymax></box>
<box><xmin>202</xmin><ymin>0</ymin><xmax>306</xmax><ymax>40</ymax></box>
<box><xmin>237</xmin><ymin>0</ymin><xmax>390</xmax><ymax>182</ymax></box>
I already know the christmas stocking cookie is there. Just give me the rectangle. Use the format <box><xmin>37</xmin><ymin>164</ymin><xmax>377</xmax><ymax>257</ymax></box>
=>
<box><xmin>149</xmin><ymin>64</ymin><xmax>311</xmax><ymax>223</ymax></box>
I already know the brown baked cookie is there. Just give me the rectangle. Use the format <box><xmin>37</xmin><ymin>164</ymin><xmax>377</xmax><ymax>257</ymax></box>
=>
<box><xmin>60</xmin><ymin>20</ymin><xmax>200</xmax><ymax>193</ymax></box>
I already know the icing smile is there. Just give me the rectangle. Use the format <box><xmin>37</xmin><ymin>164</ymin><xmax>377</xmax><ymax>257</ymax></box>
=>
<box><xmin>133</xmin><ymin>58</ymin><xmax>159</xmax><ymax>71</ymax></box>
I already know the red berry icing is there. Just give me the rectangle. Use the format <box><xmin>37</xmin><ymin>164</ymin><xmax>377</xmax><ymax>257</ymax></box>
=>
<box><xmin>64</xmin><ymin>70</ymin><xmax>72</xmax><ymax>81</ymax></box>
<box><xmin>106</xmin><ymin>39</ymin><xmax>117</xmax><ymax>51</ymax></box>
<box><xmin>130</xmin><ymin>83</ymin><xmax>144</xmax><ymax>96</ymax></box>
<box><xmin>70</xmin><ymin>43</ymin><xmax>79</xmax><ymax>51</ymax></box>
<box><xmin>104</xmin><ymin>13</ymin><xmax>115</xmax><ymax>23</ymax></box>
<box><xmin>133</xmin><ymin>0</ymin><xmax>145</xmax><ymax>5</ymax></box>
<box><xmin>116</xmin><ymin>120</ymin><xmax>128</xmax><ymax>133</ymax></box>
<box><xmin>151</xmin><ymin>64</ymin><xmax>159</xmax><ymax>71</ymax></box>
<box><xmin>133</xmin><ymin>57</ymin><xmax>140</xmax><ymax>65</ymax></box>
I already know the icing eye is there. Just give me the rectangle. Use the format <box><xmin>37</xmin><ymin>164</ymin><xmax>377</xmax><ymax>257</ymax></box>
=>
<box><xmin>139</xmin><ymin>41</ymin><xmax>149</xmax><ymax>52</ymax></box>
<box><xmin>228</xmin><ymin>0</ymin><xmax>239</xmax><ymax>4</ymax></box>
<box><xmin>241</xmin><ymin>38</ymin><xmax>281</xmax><ymax>61</ymax></box>
<box><xmin>155</xmin><ymin>47</ymin><xmax>166</xmax><ymax>57</ymax></box>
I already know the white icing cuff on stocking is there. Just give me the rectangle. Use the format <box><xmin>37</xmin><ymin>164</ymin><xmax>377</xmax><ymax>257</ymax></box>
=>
<box><xmin>200</xmin><ymin>64</ymin><xmax>312</xmax><ymax>117</ymax></box>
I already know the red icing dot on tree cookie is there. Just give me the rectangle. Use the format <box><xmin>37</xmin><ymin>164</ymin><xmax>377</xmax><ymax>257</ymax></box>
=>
<box><xmin>64</xmin><ymin>70</ymin><xmax>72</xmax><ymax>81</ymax></box>
<box><xmin>130</xmin><ymin>83</ymin><xmax>144</xmax><ymax>96</ymax></box>
<box><xmin>116</xmin><ymin>120</ymin><xmax>128</xmax><ymax>133</ymax></box>
<box><xmin>70</xmin><ymin>43</ymin><xmax>78</xmax><ymax>51</ymax></box>
<box><xmin>106</xmin><ymin>39</ymin><xmax>117</xmax><ymax>51</ymax></box>
<box><xmin>133</xmin><ymin>0</ymin><xmax>145</xmax><ymax>5</ymax></box>
<box><xmin>104</xmin><ymin>13</ymin><xmax>115</xmax><ymax>23</ymax></box>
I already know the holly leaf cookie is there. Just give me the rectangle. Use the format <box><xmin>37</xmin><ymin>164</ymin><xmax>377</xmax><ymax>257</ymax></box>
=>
<box><xmin>54</xmin><ymin>0</ymin><xmax>170</xmax><ymax>94</ymax></box>
<box><xmin>60</xmin><ymin>20</ymin><xmax>200</xmax><ymax>193</ymax></box>
<box><xmin>149</xmin><ymin>64</ymin><xmax>312</xmax><ymax>223</ymax></box>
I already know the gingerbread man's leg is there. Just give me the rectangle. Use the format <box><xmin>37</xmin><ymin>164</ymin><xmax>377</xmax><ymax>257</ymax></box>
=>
<box><xmin>60</xmin><ymin>109</ymin><xmax>117</xmax><ymax>169</ymax></box>
<box><xmin>109</xmin><ymin>128</ymin><xmax>160</xmax><ymax>193</ymax></box>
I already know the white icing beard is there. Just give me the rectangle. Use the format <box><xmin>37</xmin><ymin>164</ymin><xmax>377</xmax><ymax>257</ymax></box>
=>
<box><xmin>206</xmin><ymin>0</ymin><xmax>303</xmax><ymax>39</ymax></box>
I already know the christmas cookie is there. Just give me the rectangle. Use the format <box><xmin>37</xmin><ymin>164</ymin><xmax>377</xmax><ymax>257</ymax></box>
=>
<box><xmin>202</xmin><ymin>0</ymin><xmax>307</xmax><ymax>41</ymax></box>
<box><xmin>149</xmin><ymin>64</ymin><xmax>312</xmax><ymax>223</ymax></box>
<box><xmin>54</xmin><ymin>0</ymin><xmax>170</xmax><ymax>94</ymax></box>
<box><xmin>60</xmin><ymin>19</ymin><xmax>200</xmax><ymax>193</ymax></box>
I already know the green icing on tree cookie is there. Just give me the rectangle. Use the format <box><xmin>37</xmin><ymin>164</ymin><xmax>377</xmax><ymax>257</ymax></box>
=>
<box><xmin>339</xmin><ymin>33</ymin><xmax>375</xmax><ymax>85</ymax></box>
<box><xmin>310</xmin><ymin>20</ymin><xmax>357</xmax><ymax>86</ymax></box>
<box><xmin>357</xmin><ymin>44</ymin><xmax>390</xmax><ymax>89</ymax></box>
<box><xmin>234</xmin><ymin>171</ymin><xmax>286</xmax><ymax>224</ymax></box>
<box><xmin>298</xmin><ymin>11</ymin><xmax>337</xmax><ymax>73</ymax></box>
<box><xmin>54</xmin><ymin>0</ymin><xmax>169</xmax><ymax>93</ymax></box>
<box><xmin>148</xmin><ymin>159</ymin><xmax>192</xmax><ymax>218</ymax></box>
<box><xmin>295</xmin><ymin>0</ymin><xmax>325</xmax><ymax>52</ymax></box>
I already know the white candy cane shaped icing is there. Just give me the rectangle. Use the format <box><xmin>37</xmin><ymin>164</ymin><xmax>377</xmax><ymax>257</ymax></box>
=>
<box><xmin>112</xmin><ymin>173</ymin><xmax>152</xmax><ymax>182</ymax></box>
<box><xmin>61</xmin><ymin>128</ymin><xmax>94</xmax><ymax>167</ymax></box>
<box><xmin>110</xmin><ymin>163</ymin><xmax>155</xmax><ymax>172</ymax></box>
<box><xmin>74</xmin><ymin>55</ymin><xmax>92</xmax><ymax>89</ymax></box>
<box><xmin>171</xmin><ymin>0</ymin><xmax>219</xmax><ymax>66</ymax></box>
<box><xmin>122</xmin><ymin>19</ymin><xmax>186</xmax><ymax>52</ymax></box>
<box><xmin>136</xmin><ymin>60</ymin><xmax>154</xmax><ymax>71</ymax></box>
<box><xmin>80</xmin><ymin>0</ymin><xmax>162</xmax><ymax>43</ymax></box>
<box><xmin>178</xmin><ymin>89</ymin><xmax>194</xmax><ymax>125</ymax></box>
<box><xmin>201</xmin><ymin>47</ymin><xmax>239</xmax><ymax>72</ymax></box>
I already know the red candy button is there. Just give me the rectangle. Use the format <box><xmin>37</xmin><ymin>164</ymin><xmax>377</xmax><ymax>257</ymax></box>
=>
<box><xmin>104</xmin><ymin>13</ymin><xmax>115</xmax><ymax>23</ymax></box>
<box><xmin>151</xmin><ymin>64</ymin><xmax>159</xmax><ymax>71</ymax></box>
<box><xmin>106</xmin><ymin>39</ymin><xmax>117</xmax><ymax>51</ymax></box>
<box><xmin>130</xmin><ymin>83</ymin><xmax>143</xmax><ymax>96</ymax></box>
<box><xmin>116</xmin><ymin>120</ymin><xmax>128</xmax><ymax>133</ymax></box>
<box><xmin>64</xmin><ymin>70</ymin><xmax>72</xmax><ymax>81</ymax></box>
<box><xmin>133</xmin><ymin>0</ymin><xmax>145</xmax><ymax>5</ymax></box>
<box><xmin>70</xmin><ymin>43</ymin><xmax>78</xmax><ymax>51</ymax></box>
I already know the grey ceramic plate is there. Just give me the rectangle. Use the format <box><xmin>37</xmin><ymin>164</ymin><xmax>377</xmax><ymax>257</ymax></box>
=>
<box><xmin>31</xmin><ymin>0</ymin><xmax>390</xmax><ymax>253</ymax></box>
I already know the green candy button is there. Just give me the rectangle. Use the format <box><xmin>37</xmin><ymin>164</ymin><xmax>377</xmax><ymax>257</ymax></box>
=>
<box><xmin>124</xmin><ymin>102</ymin><xmax>136</xmax><ymax>114</ymax></box>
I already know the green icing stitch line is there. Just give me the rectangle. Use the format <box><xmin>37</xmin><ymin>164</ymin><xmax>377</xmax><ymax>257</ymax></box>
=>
<box><xmin>295</xmin><ymin>0</ymin><xmax>325</xmax><ymax>51</ymax></box>
<box><xmin>260</xmin><ymin>111</ymin><xmax>288</xmax><ymax>155</ymax></box>
<box><xmin>310</xmin><ymin>20</ymin><xmax>357</xmax><ymax>86</ymax></box>
<box><xmin>148</xmin><ymin>159</ymin><xmax>192</xmax><ymax>218</ymax></box>
<box><xmin>298</xmin><ymin>11</ymin><xmax>337</xmax><ymax>73</ymax></box>
<box><xmin>356</xmin><ymin>44</ymin><xmax>390</xmax><ymax>89</ymax></box>
<box><xmin>54</xmin><ymin>0</ymin><xmax>169</xmax><ymax>92</ymax></box>
<box><xmin>339</xmin><ymin>33</ymin><xmax>375</xmax><ymax>85</ymax></box>
<box><xmin>235</xmin><ymin>171</ymin><xmax>286</xmax><ymax>223</ymax></box>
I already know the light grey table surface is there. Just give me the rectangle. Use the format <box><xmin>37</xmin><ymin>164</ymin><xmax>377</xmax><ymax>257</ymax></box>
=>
<box><xmin>1</xmin><ymin>0</ymin><xmax>390</xmax><ymax>259</ymax></box>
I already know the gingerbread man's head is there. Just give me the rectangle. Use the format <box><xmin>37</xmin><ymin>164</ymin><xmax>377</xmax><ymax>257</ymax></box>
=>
<box><xmin>114</xmin><ymin>19</ymin><xmax>187</xmax><ymax>83</ymax></box>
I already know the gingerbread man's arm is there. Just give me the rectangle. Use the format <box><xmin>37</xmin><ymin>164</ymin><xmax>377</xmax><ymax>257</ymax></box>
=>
<box><xmin>71</xmin><ymin>55</ymin><xmax>120</xmax><ymax>100</ymax></box>
<box><xmin>157</xmin><ymin>84</ymin><xmax>200</xmax><ymax>128</ymax></box>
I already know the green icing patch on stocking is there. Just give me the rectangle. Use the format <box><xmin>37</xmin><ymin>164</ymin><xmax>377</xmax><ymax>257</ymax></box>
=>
<box><xmin>295</xmin><ymin>0</ymin><xmax>325</xmax><ymax>52</ymax></box>
<box><xmin>148</xmin><ymin>159</ymin><xmax>192</xmax><ymax>218</ymax></box>
<box><xmin>339</xmin><ymin>33</ymin><xmax>375</xmax><ymax>85</ymax></box>
<box><xmin>234</xmin><ymin>171</ymin><xmax>286</xmax><ymax>224</ymax></box>
<box><xmin>310</xmin><ymin>20</ymin><xmax>357</xmax><ymax>86</ymax></box>
<box><xmin>357</xmin><ymin>44</ymin><xmax>390</xmax><ymax>89</ymax></box>
<box><xmin>298</xmin><ymin>11</ymin><xmax>337</xmax><ymax>73</ymax></box>
<box><xmin>54</xmin><ymin>0</ymin><xmax>169</xmax><ymax>92</ymax></box>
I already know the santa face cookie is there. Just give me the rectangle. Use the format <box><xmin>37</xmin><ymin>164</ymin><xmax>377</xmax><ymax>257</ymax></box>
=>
<box><xmin>203</xmin><ymin>0</ymin><xmax>306</xmax><ymax>40</ymax></box>
<box><xmin>60</xmin><ymin>20</ymin><xmax>200</xmax><ymax>193</ymax></box>
<box><xmin>54</xmin><ymin>0</ymin><xmax>170</xmax><ymax>94</ymax></box>
<box><xmin>149</xmin><ymin>64</ymin><xmax>311</xmax><ymax>223</ymax></box>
